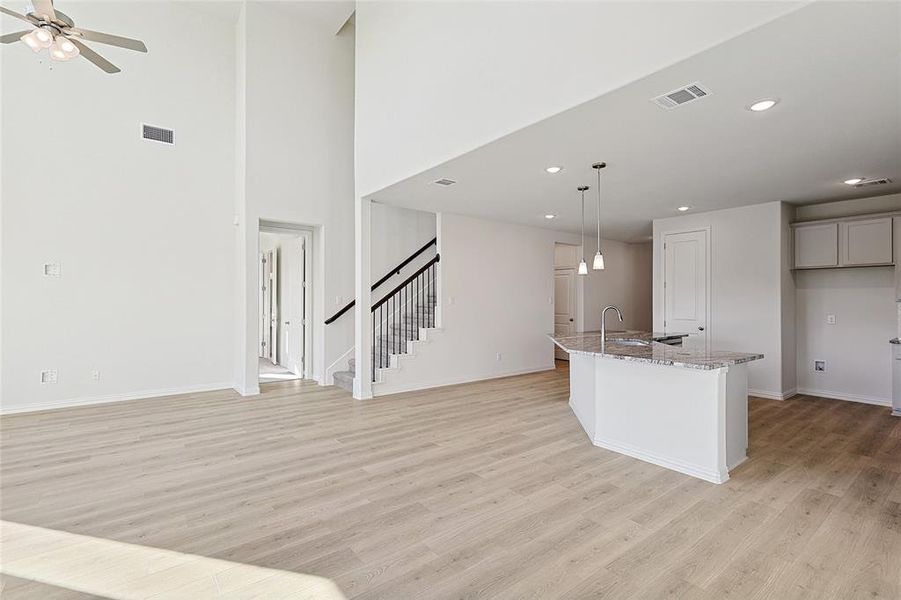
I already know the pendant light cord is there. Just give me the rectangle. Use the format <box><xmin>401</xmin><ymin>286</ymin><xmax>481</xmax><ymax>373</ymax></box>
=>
<box><xmin>581</xmin><ymin>189</ymin><xmax>585</xmax><ymax>258</ymax></box>
<box><xmin>596</xmin><ymin>168</ymin><xmax>601</xmax><ymax>250</ymax></box>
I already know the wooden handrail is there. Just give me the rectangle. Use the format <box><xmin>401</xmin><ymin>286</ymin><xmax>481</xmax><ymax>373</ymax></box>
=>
<box><xmin>371</xmin><ymin>255</ymin><xmax>439</xmax><ymax>312</ymax></box>
<box><xmin>325</xmin><ymin>237</ymin><xmax>437</xmax><ymax>324</ymax></box>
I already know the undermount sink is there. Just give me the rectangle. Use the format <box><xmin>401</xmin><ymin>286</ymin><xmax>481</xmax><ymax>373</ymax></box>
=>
<box><xmin>609</xmin><ymin>339</ymin><xmax>651</xmax><ymax>347</ymax></box>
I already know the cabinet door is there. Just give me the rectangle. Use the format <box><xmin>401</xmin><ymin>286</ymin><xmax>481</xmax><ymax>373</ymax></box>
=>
<box><xmin>794</xmin><ymin>223</ymin><xmax>838</xmax><ymax>268</ymax></box>
<box><xmin>840</xmin><ymin>218</ymin><xmax>893</xmax><ymax>266</ymax></box>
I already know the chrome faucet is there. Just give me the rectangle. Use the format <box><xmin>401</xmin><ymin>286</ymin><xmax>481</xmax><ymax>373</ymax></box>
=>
<box><xmin>601</xmin><ymin>305</ymin><xmax>624</xmax><ymax>353</ymax></box>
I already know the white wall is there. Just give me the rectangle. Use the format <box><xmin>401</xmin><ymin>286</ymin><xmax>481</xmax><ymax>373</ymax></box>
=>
<box><xmin>1</xmin><ymin>3</ymin><xmax>236</xmax><ymax>412</ymax></box>
<box><xmin>236</xmin><ymin>2</ymin><xmax>356</xmax><ymax>390</ymax></box>
<box><xmin>791</xmin><ymin>193</ymin><xmax>901</xmax><ymax>405</ymax></box>
<box><xmin>555</xmin><ymin>241</ymin><xmax>653</xmax><ymax>332</ymax></box>
<box><xmin>653</xmin><ymin>201</ymin><xmax>787</xmax><ymax>397</ymax></box>
<box><xmin>795</xmin><ymin>267</ymin><xmax>894</xmax><ymax>405</ymax></box>
<box><xmin>370</xmin><ymin>203</ymin><xmax>436</xmax><ymax>303</ymax></box>
<box><xmin>374</xmin><ymin>213</ymin><xmax>580</xmax><ymax>393</ymax></box>
<box><xmin>354</xmin><ymin>1</ymin><xmax>803</xmax><ymax>196</ymax></box>
<box><xmin>794</xmin><ymin>193</ymin><xmax>901</xmax><ymax>222</ymax></box>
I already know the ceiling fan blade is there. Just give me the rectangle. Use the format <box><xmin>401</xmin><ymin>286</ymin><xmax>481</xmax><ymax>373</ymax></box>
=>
<box><xmin>0</xmin><ymin>6</ymin><xmax>32</xmax><ymax>23</ymax></box>
<box><xmin>30</xmin><ymin>0</ymin><xmax>56</xmax><ymax>20</ymax></box>
<box><xmin>67</xmin><ymin>38</ymin><xmax>120</xmax><ymax>73</ymax></box>
<box><xmin>70</xmin><ymin>28</ymin><xmax>147</xmax><ymax>52</ymax></box>
<box><xmin>0</xmin><ymin>29</ymin><xmax>30</xmax><ymax>43</ymax></box>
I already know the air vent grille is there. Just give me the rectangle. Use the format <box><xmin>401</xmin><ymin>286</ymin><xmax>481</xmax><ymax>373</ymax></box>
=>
<box><xmin>432</xmin><ymin>178</ymin><xmax>456</xmax><ymax>186</ymax></box>
<box><xmin>855</xmin><ymin>178</ymin><xmax>892</xmax><ymax>188</ymax></box>
<box><xmin>142</xmin><ymin>124</ymin><xmax>174</xmax><ymax>144</ymax></box>
<box><xmin>653</xmin><ymin>82</ymin><xmax>711</xmax><ymax>109</ymax></box>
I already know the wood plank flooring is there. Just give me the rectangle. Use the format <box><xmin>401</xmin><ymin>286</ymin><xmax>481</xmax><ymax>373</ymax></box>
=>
<box><xmin>1</xmin><ymin>367</ymin><xmax>899</xmax><ymax>599</ymax></box>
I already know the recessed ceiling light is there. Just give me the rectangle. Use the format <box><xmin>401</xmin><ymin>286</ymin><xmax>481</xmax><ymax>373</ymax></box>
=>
<box><xmin>544</xmin><ymin>214</ymin><xmax>556</xmax><ymax>219</ymax></box>
<box><xmin>677</xmin><ymin>206</ymin><xmax>691</xmax><ymax>212</ymax></box>
<box><xmin>748</xmin><ymin>99</ymin><xmax>778</xmax><ymax>112</ymax></box>
<box><xmin>545</xmin><ymin>166</ymin><xmax>563</xmax><ymax>174</ymax></box>
<box><xmin>843</xmin><ymin>178</ymin><xmax>864</xmax><ymax>185</ymax></box>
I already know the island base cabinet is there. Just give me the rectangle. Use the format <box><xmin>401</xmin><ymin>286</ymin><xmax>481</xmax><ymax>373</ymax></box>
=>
<box><xmin>568</xmin><ymin>355</ymin><xmax>748</xmax><ymax>484</ymax></box>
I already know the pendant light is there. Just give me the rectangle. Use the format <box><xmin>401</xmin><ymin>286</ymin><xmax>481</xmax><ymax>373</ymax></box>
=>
<box><xmin>577</xmin><ymin>185</ymin><xmax>589</xmax><ymax>275</ymax></box>
<box><xmin>592</xmin><ymin>162</ymin><xmax>607</xmax><ymax>270</ymax></box>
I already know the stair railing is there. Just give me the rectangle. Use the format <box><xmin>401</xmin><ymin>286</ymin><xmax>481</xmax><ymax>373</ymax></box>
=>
<box><xmin>371</xmin><ymin>254</ymin><xmax>439</xmax><ymax>380</ymax></box>
<box><xmin>325</xmin><ymin>237</ymin><xmax>437</xmax><ymax>325</ymax></box>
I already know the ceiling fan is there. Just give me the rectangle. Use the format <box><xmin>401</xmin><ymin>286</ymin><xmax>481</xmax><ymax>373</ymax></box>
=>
<box><xmin>0</xmin><ymin>0</ymin><xmax>147</xmax><ymax>73</ymax></box>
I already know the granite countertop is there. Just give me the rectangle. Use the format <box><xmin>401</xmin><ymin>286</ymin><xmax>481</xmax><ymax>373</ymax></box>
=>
<box><xmin>550</xmin><ymin>331</ymin><xmax>763</xmax><ymax>370</ymax></box>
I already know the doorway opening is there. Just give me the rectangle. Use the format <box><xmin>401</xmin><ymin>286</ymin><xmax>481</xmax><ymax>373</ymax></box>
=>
<box><xmin>258</xmin><ymin>224</ymin><xmax>312</xmax><ymax>384</ymax></box>
<box><xmin>554</xmin><ymin>242</ymin><xmax>580</xmax><ymax>368</ymax></box>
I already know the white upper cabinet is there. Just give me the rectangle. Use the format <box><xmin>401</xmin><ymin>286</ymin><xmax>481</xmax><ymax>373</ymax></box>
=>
<box><xmin>840</xmin><ymin>217</ymin><xmax>893</xmax><ymax>266</ymax></box>
<box><xmin>794</xmin><ymin>223</ymin><xmax>838</xmax><ymax>268</ymax></box>
<box><xmin>793</xmin><ymin>215</ymin><xmax>895</xmax><ymax>270</ymax></box>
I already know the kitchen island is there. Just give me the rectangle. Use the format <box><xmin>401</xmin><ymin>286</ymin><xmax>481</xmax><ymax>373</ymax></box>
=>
<box><xmin>551</xmin><ymin>331</ymin><xmax>763</xmax><ymax>484</ymax></box>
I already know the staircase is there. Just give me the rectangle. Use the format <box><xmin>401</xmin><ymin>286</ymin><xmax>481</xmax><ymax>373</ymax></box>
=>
<box><xmin>333</xmin><ymin>290</ymin><xmax>436</xmax><ymax>392</ymax></box>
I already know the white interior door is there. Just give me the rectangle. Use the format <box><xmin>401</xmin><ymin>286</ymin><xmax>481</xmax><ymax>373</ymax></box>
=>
<box><xmin>282</xmin><ymin>237</ymin><xmax>304</xmax><ymax>375</ymax></box>
<box><xmin>554</xmin><ymin>268</ymin><xmax>576</xmax><ymax>360</ymax></box>
<box><xmin>268</xmin><ymin>249</ymin><xmax>278</xmax><ymax>363</ymax></box>
<box><xmin>664</xmin><ymin>230</ymin><xmax>708</xmax><ymax>348</ymax></box>
<box><xmin>260</xmin><ymin>252</ymin><xmax>270</xmax><ymax>359</ymax></box>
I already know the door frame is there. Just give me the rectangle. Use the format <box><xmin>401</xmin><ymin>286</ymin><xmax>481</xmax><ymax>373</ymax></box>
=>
<box><xmin>259</xmin><ymin>221</ymin><xmax>315</xmax><ymax>381</ymax></box>
<box><xmin>653</xmin><ymin>225</ymin><xmax>711</xmax><ymax>351</ymax></box>
<box><xmin>553</xmin><ymin>266</ymin><xmax>576</xmax><ymax>361</ymax></box>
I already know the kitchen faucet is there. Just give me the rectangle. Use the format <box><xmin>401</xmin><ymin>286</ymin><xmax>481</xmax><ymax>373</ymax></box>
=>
<box><xmin>601</xmin><ymin>305</ymin><xmax>624</xmax><ymax>353</ymax></box>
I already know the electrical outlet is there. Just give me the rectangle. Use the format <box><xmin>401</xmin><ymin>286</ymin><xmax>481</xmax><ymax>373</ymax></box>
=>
<box><xmin>40</xmin><ymin>370</ymin><xmax>58</xmax><ymax>384</ymax></box>
<box><xmin>826</xmin><ymin>315</ymin><xmax>836</xmax><ymax>325</ymax></box>
<box><xmin>496</xmin><ymin>353</ymin><xmax>502</xmax><ymax>361</ymax></box>
<box><xmin>91</xmin><ymin>370</ymin><xmax>101</xmax><ymax>381</ymax></box>
<box><xmin>335</xmin><ymin>296</ymin><xmax>342</xmax><ymax>306</ymax></box>
<box><xmin>814</xmin><ymin>360</ymin><xmax>826</xmax><ymax>373</ymax></box>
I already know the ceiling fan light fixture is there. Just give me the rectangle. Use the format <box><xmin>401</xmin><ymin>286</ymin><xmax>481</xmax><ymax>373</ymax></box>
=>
<box><xmin>58</xmin><ymin>36</ymin><xmax>79</xmax><ymax>57</ymax></box>
<box><xmin>49</xmin><ymin>40</ymin><xmax>71</xmax><ymax>61</ymax></box>
<box><xmin>20</xmin><ymin>31</ymin><xmax>43</xmax><ymax>52</ymax></box>
<box><xmin>33</xmin><ymin>27</ymin><xmax>54</xmax><ymax>48</ymax></box>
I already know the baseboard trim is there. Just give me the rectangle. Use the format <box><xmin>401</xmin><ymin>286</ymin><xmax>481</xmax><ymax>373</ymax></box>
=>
<box><xmin>0</xmin><ymin>382</ymin><xmax>235</xmax><ymax>415</ymax></box>
<box><xmin>372</xmin><ymin>365</ymin><xmax>555</xmax><ymax>397</ymax></box>
<box><xmin>235</xmin><ymin>384</ymin><xmax>260</xmax><ymax>397</ymax></box>
<box><xmin>590</xmin><ymin>435</ymin><xmax>728</xmax><ymax>484</ymax></box>
<box><xmin>748</xmin><ymin>388</ymin><xmax>797</xmax><ymax>401</ymax></box>
<box><xmin>794</xmin><ymin>388</ymin><xmax>891</xmax><ymax>407</ymax></box>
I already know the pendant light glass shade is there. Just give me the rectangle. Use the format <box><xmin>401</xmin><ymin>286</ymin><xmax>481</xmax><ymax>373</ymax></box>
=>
<box><xmin>578</xmin><ymin>259</ymin><xmax>588</xmax><ymax>275</ymax></box>
<box><xmin>592</xmin><ymin>162</ymin><xmax>607</xmax><ymax>270</ymax></box>
<box><xmin>20</xmin><ymin>31</ymin><xmax>42</xmax><ymax>52</ymax></box>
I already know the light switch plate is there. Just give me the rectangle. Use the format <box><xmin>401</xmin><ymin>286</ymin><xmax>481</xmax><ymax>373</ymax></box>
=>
<box><xmin>43</xmin><ymin>263</ymin><xmax>61</xmax><ymax>277</ymax></box>
<box><xmin>40</xmin><ymin>370</ymin><xmax>58</xmax><ymax>384</ymax></box>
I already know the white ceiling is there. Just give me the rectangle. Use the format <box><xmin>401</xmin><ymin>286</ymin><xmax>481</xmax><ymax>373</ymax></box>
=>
<box><xmin>182</xmin><ymin>1</ymin><xmax>354</xmax><ymax>33</ymax></box>
<box><xmin>371</xmin><ymin>1</ymin><xmax>900</xmax><ymax>242</ymax></box>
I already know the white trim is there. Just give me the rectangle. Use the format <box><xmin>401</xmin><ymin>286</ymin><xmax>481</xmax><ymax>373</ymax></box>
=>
<box><xmin>324</xmin><ymin>346</ymin><xmax>354</xmax><ymax>386</ymax></box>
<box><xmin>748</xmin><ymin>388</ymin><xmax>797</xmax><ymax>401</ymax></box>
<box><xmin>590</xmin><ymin>435</ymin><xmax>729</xmax><ymax>484</ymax></box>
<box><xmin>795</xmin><ymin>388</ymin><xmax>891</xmax><ymax>407</ymax></box>
<box><xmin>235</xmin><ymin>384</ymin><xmax>260</xmax><ymax>397</ymax></box>
<box><xmin>372</xmin><ymin>365</ymin><xmax>554</xmax><ymax>397</ymax></box>
<box><xmin>0</xmin><ymin>382</ymin><xmax>234</xmax><ymax>415</ymax></box>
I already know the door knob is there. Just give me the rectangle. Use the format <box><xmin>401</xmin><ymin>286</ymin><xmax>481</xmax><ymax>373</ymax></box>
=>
<box><xmin>285</xmin><ymin>321</ymin><xmax>291</xmax><ymax>325</ymax></box>
<box><xmin>569</xmin><ymin>318</ymin><xmax>574</xmax><ymax>322</ymax></box>
<box><xmin>698</xmin><ymin>326</ymin><xmax>705</xmax><ymax>331</ymax></box>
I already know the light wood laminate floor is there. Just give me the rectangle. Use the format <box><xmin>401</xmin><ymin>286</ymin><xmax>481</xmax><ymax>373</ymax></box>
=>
<box><xmin>1</xmin><ymin>367</ymin><xmax>899</xmax><ymax>599</ymax></box>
